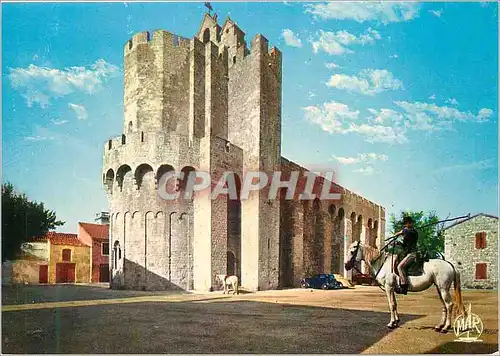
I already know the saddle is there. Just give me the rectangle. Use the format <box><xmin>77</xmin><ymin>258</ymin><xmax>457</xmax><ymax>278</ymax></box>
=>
<box><xmin>394</xmin><ymin>251</ymin><xmax>431</xmax><ymax>278</ymax></box>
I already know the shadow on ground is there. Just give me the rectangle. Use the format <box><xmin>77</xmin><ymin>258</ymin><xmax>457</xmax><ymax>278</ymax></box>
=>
<box><xmin>1</xmin><ymin>284</ymin><xmax>191</xmax><ymax>306</ymax></box>
<box><xmin>2</xmin><ymin>299</ymin><xmax>422</xmax><ymax>354</ymax></box>
<box><xmin>425</xmin><ymin>341</ymin><xmax>498</xmax><ymax>354</ymax></box>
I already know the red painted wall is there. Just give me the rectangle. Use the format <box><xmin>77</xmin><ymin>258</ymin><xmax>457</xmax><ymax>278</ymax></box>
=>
<box><xmin>78</xmin><ymin>223</ymin><xmax>109</xmax><ymax>283</ymax></box>
<box><xmin>92</xmin><ymin>238</ymin><xmax>109</xmax><ymax>282</ymax></box>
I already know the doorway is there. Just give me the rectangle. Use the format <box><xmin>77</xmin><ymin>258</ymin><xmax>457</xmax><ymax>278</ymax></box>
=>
<box><xmin>99</xmin><ymin>264</ymin><xmax>110</xmax><ymax>282</ymax></box>
<box><xmin>56</xmin><ymin>263</ymin><xmax>76</xmax><ymax>283</ymax></box>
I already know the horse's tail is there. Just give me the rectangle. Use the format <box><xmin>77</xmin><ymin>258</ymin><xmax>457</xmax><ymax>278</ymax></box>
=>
<box><xmin>453</xmin><ymin>269</ymin><xmax>465</xmax><ymax>316</ymax></box>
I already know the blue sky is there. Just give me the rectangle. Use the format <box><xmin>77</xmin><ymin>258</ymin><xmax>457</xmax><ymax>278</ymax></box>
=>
<box><xmin>3</xmin><ymin>1</ymin><xmax>498</xmax><ymax>234</ymax></box>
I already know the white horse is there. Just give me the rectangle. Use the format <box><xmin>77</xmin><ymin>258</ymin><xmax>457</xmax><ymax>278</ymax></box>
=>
<box><xmin>344</xmin><ymin>241</ymin><xmax>464</xmax><ymax>332</ymax></box>
<box><xmin>216</xmin><ymin>274</ymin><xmax>239</xmax><ymax>295</ymax></box>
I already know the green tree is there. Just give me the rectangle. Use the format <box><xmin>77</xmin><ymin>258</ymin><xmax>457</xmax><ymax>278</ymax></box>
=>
<box><xmin>388</xmin><ymin>210</ymin><xmax>445</xmax><ymax>257</ymax></box>
<box><xmin>2</xmin><ymin>182</ymin><xmax>65</xmax><ymax>262</ymax></box>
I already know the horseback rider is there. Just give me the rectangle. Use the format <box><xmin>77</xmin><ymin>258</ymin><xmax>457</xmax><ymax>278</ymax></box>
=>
<box><xmin>394</xmin><ymin>215</ymin><xmax>419</xmax><ymax>295</ymax></box>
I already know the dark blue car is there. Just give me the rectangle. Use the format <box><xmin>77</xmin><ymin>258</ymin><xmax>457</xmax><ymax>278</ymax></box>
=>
<box><xmin>300</xmin><ymin>274</ymin><xmax>343</xmax><ymax>290</ymax></box>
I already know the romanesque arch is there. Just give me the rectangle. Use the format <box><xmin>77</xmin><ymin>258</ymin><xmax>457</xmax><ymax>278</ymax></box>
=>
<box><xmin>328</xmin><ymin>204</ymin><xmax>336</xmax><ymax>217</ymax></box>
<box><xmin>312</xmin><ymin>198</ymin><xmax>324</xmax><ymax>274</ymax></box>
<box><xmin>227</xmin><ymin>173</ymin><xmax>241</xmax><ymax>281</ymax></box>
<box><xmin>179</xmin><ymin>166</ymin><xmax>196</xmax><ymax>199</ymax></box>
<box><xmin>227</xmin><ymin>251</ymin><xmax>236</xmax><ymax>276</ymax></box>
<box><xmin>135</xmin><ymin>164</ymin><xmax>154</xmax><ymax>190</ymax></box>
<box><xmin>113</xmin><ymin>241</ymin><xmax>121</xmax><ymax>270</ymax></box>
<box><xmin>330</xmin><ymin>205</ymin><xmax>343</xmax><ymax>274</ymax></box>
<box><xmin>350</xmin><ymin>212</ymin><xmax>357</xmax><ymax>242</ymax></box>
<box><xmin>156</xmin><ymin>164</ymin><xmax>175</xmax><ymax>182</ymax></box>
<box><xmin>116</xmin><ymin>165</ymin><xmax>132</xmax><ymax>192</ymax></box>
<box><xmin>202</xmin><ymin>28</ymin><xmax>210</xmax><ymax>43</ymax></box>
<box><xmin>367</xmin><ymin>218</ymin><xmax>373</xmax><ymax>247</ymax></box>
<box><xmin>156</xmin><ymin>164</ymin><xmax>175</xmax><ymax>193</ymax></box>
<box><xmin>279</xmin><ymin>187</ymin><xmax>294</xmax><ymax>287</ymax></box>
<box><xmin>105</xmin><ymin>168</ymin><xmax>114</xmax><ymax>193</ymax></box>
<box><xmin>302</xmin><ymin>200</ymin><xmax>313</xmax><ymax>276</ymax></box>
<box><xmin>357</xmin><ymin>214</ymin><xmax>363</xmax><ymax>241</ymax></box>
<box><xmin>373</xmin><ymin>220</ymin><xmax>379</xmax><ymax>248</ymax></box>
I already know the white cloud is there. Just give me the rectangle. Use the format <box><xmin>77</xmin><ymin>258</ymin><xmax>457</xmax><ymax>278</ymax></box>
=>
<box><xmin>429</xmin><ymin>9</ymin><xmax>443</xmax><ymax>17</ymax></box>
<box><xmin>390</xmin><ymin>54</ymin><xmax>399</xmax><ymax>59</ymax></box>
<box><xmin>333</xmin><ymin>153</ymin><xmax>388</xmax><ymax>165</ymax></box>
<box><xmin>311</xmin><ymin>28</ymin><xmax>381</xmax><ymax>56</ymax></box>
<box><xmin>304</xmin><ymin>101</ymin><xmax>360</xmax><ymax>133</ymax></box>
<box><xmin>395</xmin><ymin>101</ymin><xmax>494</xmax><ymax>123</ymax></box>
<box><xmin>24</xmin><ymin>135</ymin><xmax>55</xmax><ymax>141</ymax></box>
<box><xmin>68</xmin><ymin>103</ymin><xmax>88</xmax><ymax>121</ymax></box>
<box><xmin>353</xmin><ymin>166</ymin><xmax>377</xmax><ymax>175</ymax></box>
<box><xmin>327</xmin><ymin>69</ymin><xmax>403</xmax><ymax>95</ymax></box>
<box><xmin>325</xmin><ymin>62</ymin><xmax>341</xmax><ymax>69</ymax></box>
<box><xmin>304</xmin><ymin>2</ymin><xmax>420</xmax><ymax>24</ymax></box>
<box><xmin>445</xmin><ymin>98</ymin><xmax>459</xmax><ymax>106</ymax></box>
<box><xmin>478</xmin><ymin>108</ymin><xmax>494</xmax><ymax>121</ymax></box>
<box><xmin>428</xmin><ymin>94</ymin><xmax>436</xmax><ymax>100</ymax></box>
<box><xmin>304</xmin><ymin>101</ymin><xmax>407</xmax><ymax>144</ymax></box>
<box><xmin>8</xmin><ymin>59</ymin><xmax>119</xmax><ymax>108</ymax></box>
<box><xmin>349</xmin><ymin>123</ymin><xmax>407</xmax><ymax>144</ymax></box>
<box><xmin>51</xmin><ymin>119</ymin><xmax>69</xmax><ymax>125</ymax></box>
<box><xmin>367</xmin><ymin>108</ymin><xmax>404</xmax><ymax>124</ymax></box>
<box><xmin>435</xmin><ymin>159</ymin><xmax>495</xmax><ymax>173</ymax></box>
<box><xmin>308</xmin><ymin>91</ymin><xmax>316</xmax><ymax>99</ymax></box>
<box><xmin>306</xmin><ymin>98</ymin><xmax>493</xmax><ymax>145</ymax></box>
<box><xmin>282</xmin><ymin>29</ymin><xmax>303</xmax><ymax>48</ymax></box>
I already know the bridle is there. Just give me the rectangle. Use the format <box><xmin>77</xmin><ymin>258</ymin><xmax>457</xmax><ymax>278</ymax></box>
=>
<box><xmin>346</xmin><ymin>240</ymin><xmax>388</xmax><ymax>291</ymax></box>
<box><xmin>346</xmin><ymin>241</ymin><xmax>362</xmax><ymax>274</ymax></box>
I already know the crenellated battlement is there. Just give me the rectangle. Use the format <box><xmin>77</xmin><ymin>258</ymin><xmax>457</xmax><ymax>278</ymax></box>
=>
<box><xmin>124</xmin><ymin>29</ymin><xmax>191</xmax><ymax>56</ymax></box>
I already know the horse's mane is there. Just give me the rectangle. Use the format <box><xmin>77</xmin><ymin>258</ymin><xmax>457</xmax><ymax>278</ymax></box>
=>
<box><xmin>363</xmin><ymin>244</ymin><xmax>380</xmax><ymax>264</ymax></box>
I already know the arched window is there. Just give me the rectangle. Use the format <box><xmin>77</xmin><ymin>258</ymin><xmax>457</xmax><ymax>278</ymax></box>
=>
<box><xmin>128</xmin><ymin>121</ymin><xmax>133</xmax><ymax>133</ymax></box>
<box><xmin>62</xmin><ymin>249</ymin><xmax>71</xmax><ymax>262</ymax></box>
<box><xmin>113</xmin><ymin>241</ymin><xmax>121</xmax><ymax>269</ymax></box>
<box><xmin>328</xmin><ymin>204</ymin><xmax>336</xmax><ymax>218</ymax></box>
<box><xmin>202</xmin><ymin>28</ymin><xmax>210</xmax><ymax>44</ymax></box>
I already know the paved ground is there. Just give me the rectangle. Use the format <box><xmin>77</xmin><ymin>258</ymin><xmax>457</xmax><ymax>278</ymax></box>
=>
<box><xmin>2</xmin><ymin>284</ymin><xmax>498</xmax><ymax>354</ymax></box>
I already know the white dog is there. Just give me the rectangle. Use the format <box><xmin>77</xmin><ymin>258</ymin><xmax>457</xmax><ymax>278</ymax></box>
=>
<box><xmin>216</xmin><ymin>274</ymin><xmax>239</xmax><ymax>295</ymax></box>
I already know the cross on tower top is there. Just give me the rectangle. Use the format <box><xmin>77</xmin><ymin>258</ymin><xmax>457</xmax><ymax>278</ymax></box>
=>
<box><xmin>204</xmin><ymin>2</ymin><xmax>213</xmax><ymax>15</ymax></box>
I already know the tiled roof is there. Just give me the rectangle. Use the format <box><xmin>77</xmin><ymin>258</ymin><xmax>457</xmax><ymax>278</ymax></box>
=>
<box><xmin>443</xmin><ymin>213</ymin><xmax>499</xmax><ymax>231</ymax></box>
<box><xmin>79</xmin><ymin>222</ymin><xmax>109</xmax><ymax>240</ymax></box>
<box><xmin>34</xmin><ymin>231</ymin><xmax>88</xmax><ymax>247</ymax></box>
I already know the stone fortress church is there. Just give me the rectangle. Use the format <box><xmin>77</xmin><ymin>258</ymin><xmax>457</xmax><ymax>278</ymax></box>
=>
<box><xmin>102</xmin><ymin>13</ymin><xmax>385</xmax><ymax>292</ymax></box>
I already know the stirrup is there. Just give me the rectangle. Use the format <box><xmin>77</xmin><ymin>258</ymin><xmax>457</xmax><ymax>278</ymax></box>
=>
<box><xmin>395</xmin><ymin>284</ymin><xmax>408</xmax><ymax>295</ymax></box>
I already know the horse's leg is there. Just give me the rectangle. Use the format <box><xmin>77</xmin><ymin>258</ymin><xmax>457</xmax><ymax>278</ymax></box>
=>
<box><xmin>385</xmin><ymin>283</ymin><xmax>399</xmax><ymax>328</ymax></box>
<box><xmin>393</xmin><ymin>294</ymin><xmax>400</xmax><ymax>326</ymax></box>
<box><xmin>434</xmin><ymin>285</ymin><xmax>446</xmax><ymax>332</ymax></box>
<box><xmin>439</xmin><ymin>287</ymin><xmax>454</xmax><ymax>333</ymax></box>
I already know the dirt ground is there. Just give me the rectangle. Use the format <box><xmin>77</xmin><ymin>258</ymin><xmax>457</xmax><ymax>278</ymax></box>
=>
<box><xmin>1</xmin><ymin>284</ymin><xmax>498</xmax><ymax>354</ymax></box>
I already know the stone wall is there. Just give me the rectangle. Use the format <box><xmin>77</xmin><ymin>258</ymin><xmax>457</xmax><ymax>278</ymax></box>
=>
<box><xmin>103</xmin><ymin>13</ymin><xmax>385</xmax><ymax>292</ymax></box>
<box><xmin>278</xmin><ymin>157</ymin><xmax>384</xmax><ymax>286</ymax></box>
<box><xmin>11</xmin><ymin>259</ymin><xmax>47</xmax><ymax>284</ymax></box>
<box><xmin>444</xmin><ymin>214</ymin><xmax>498</xmax><ymax>289</ymax></box>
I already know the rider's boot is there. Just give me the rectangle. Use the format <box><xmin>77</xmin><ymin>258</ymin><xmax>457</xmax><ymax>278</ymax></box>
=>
<box><xmin>395</xmin><ymin>284</ymin><xmax>408</xmax><ymax>295</ymax></box>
